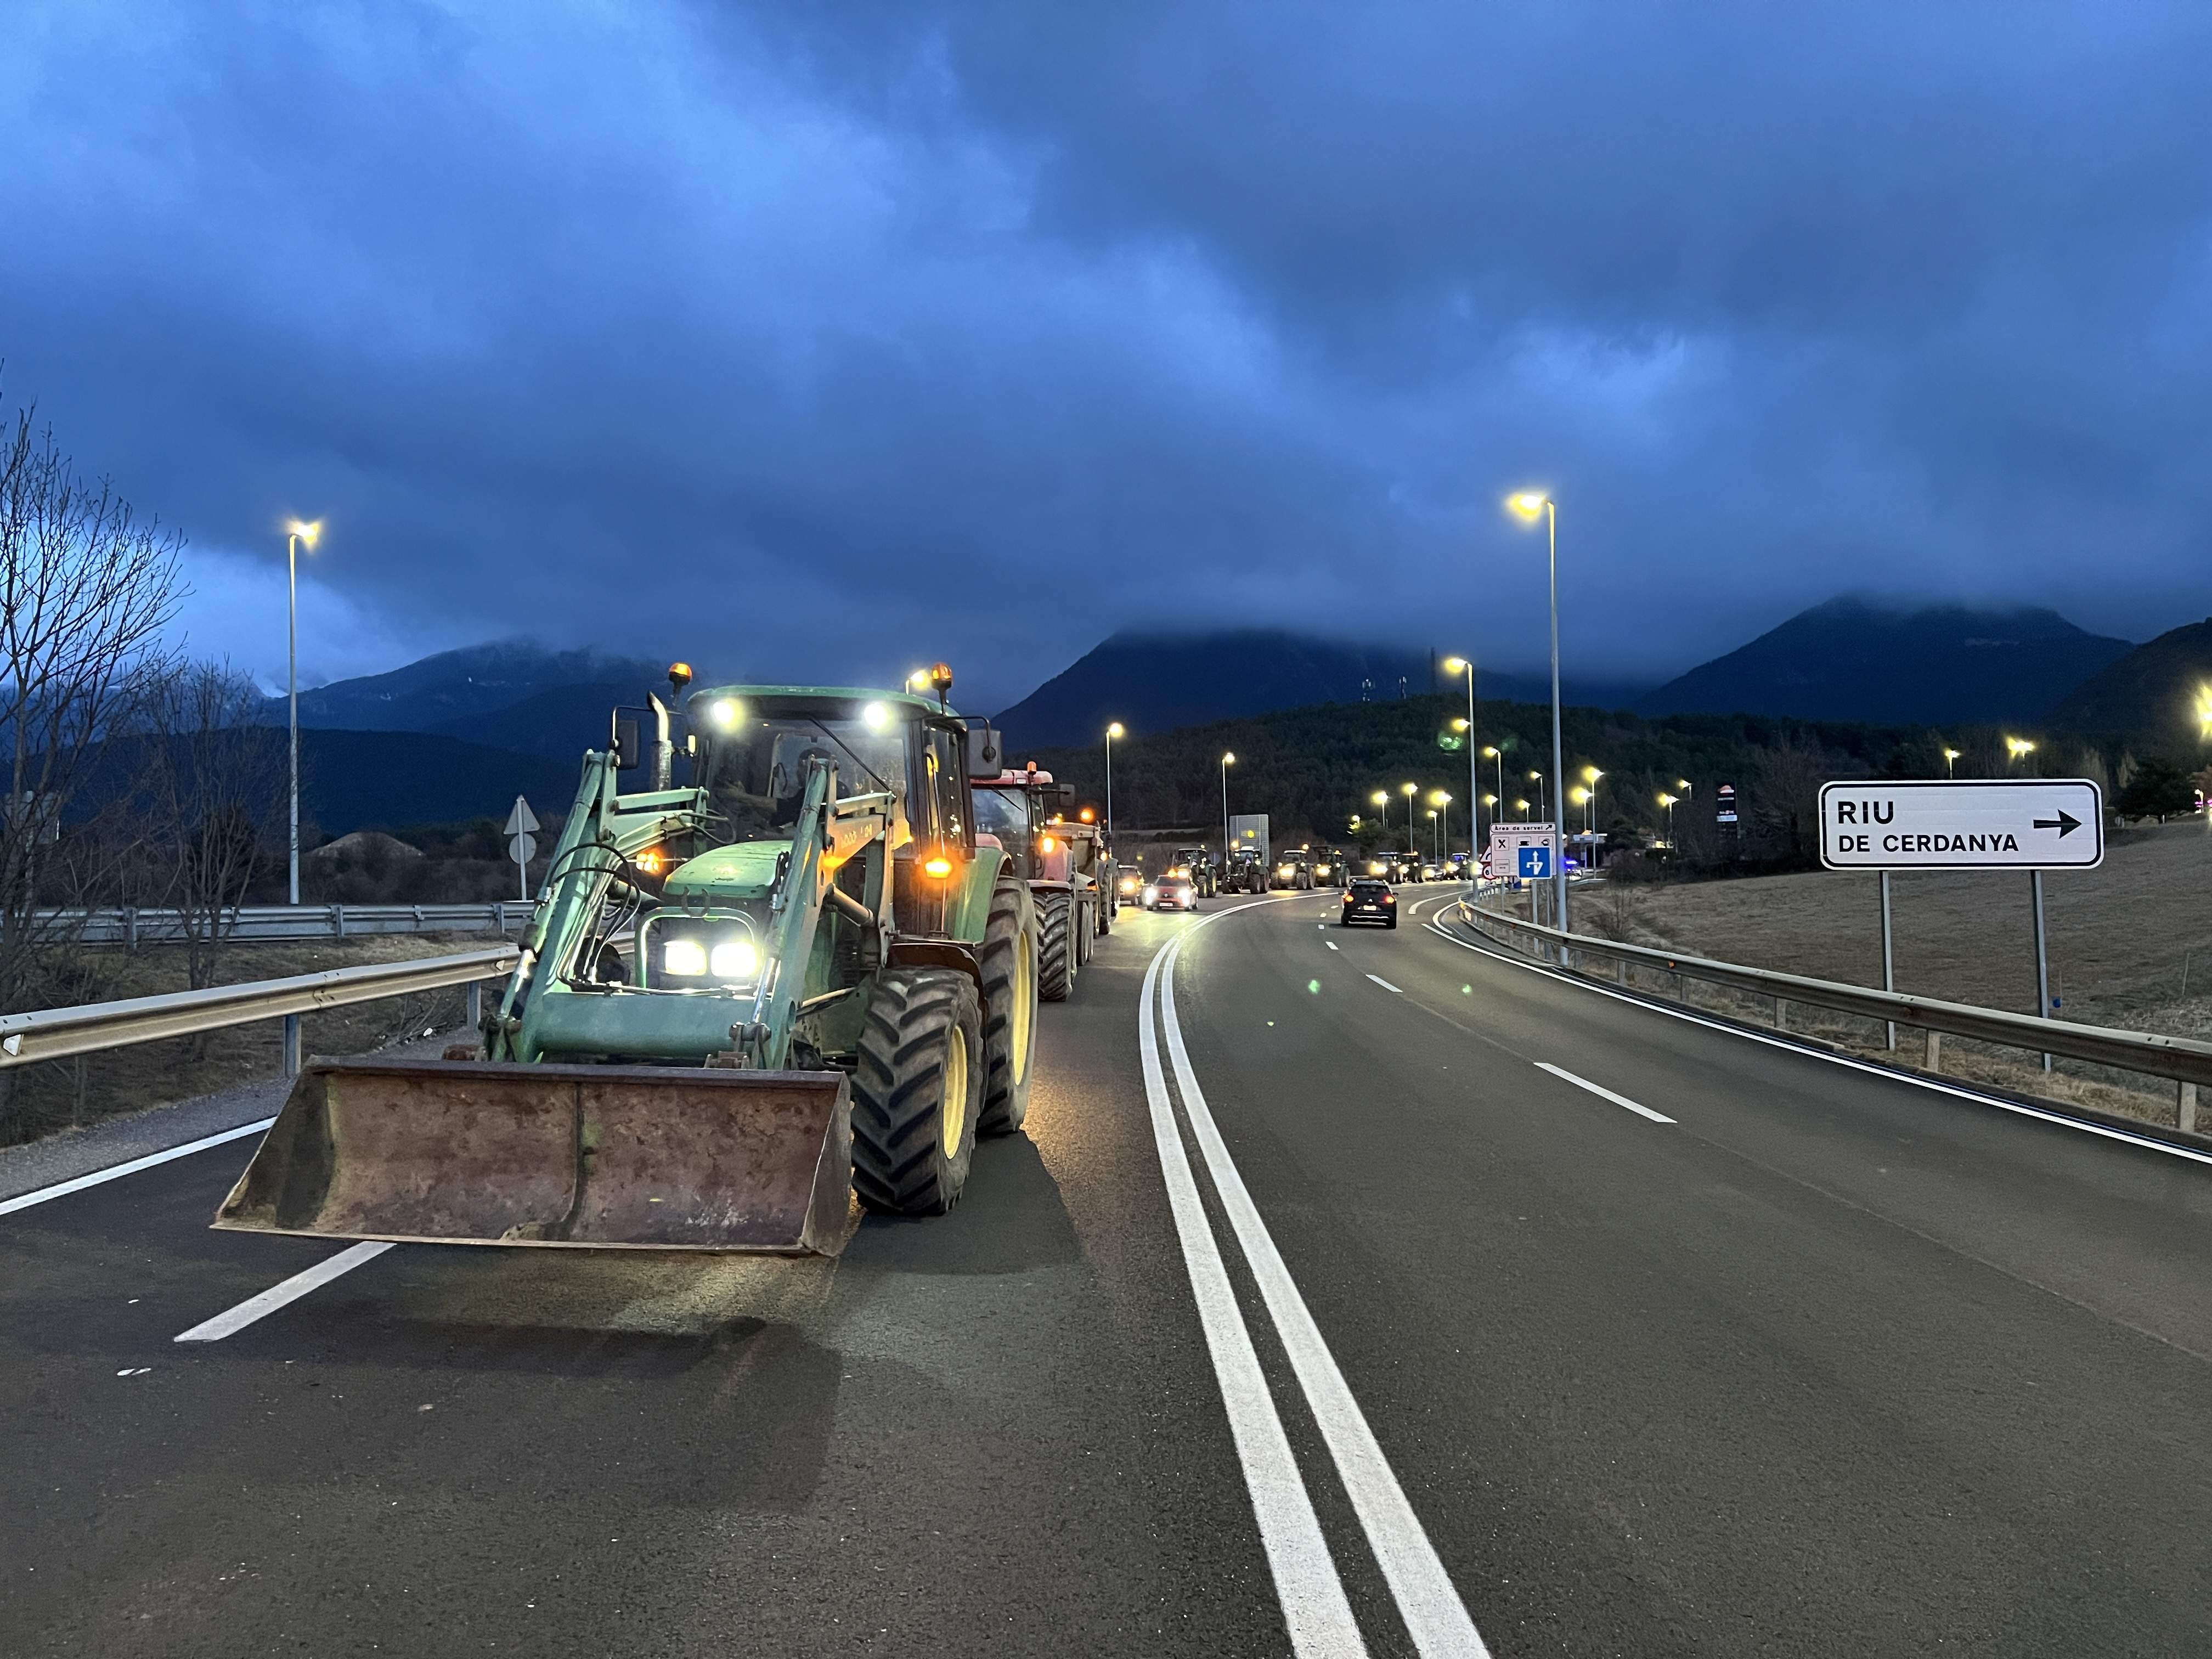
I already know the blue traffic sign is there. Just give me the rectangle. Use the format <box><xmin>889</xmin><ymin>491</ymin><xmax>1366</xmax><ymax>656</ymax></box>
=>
<box><xmin>1517</xmin><ymin>845</ymin><xmax>1552</xmax><ymax>879</ymax></box>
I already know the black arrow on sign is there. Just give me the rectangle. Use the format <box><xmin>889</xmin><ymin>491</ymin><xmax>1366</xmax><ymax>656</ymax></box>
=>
<box><xmin>2033</xmin><ymin>811</ymin><xmax>2081</xmax><ymax>837</ymax></box>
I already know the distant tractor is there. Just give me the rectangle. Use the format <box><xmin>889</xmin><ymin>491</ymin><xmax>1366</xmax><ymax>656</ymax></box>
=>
<box><xmin>1221</xmin><ymin>845</ymin><xmax>1268</xmax><ymax>894</ymax></box>
<box><xmin>1269</xmin><ymin>846</ymin><xmax>1317</xmax><ymax>890</ymax></box>
<box><xmin>1312</xmin><ymin>846</ymin><xmax>1352</xmax><ymax>888</ymax></box>
<box><xmin>972</xmin><ymin>761</ymin><xmax>1101</xmax><ymax>1002</ymax></box>
<box><xmin>1170</xmin><ymin>845</ymin><xmax>1218</xmax><ymax>898</ymax></box>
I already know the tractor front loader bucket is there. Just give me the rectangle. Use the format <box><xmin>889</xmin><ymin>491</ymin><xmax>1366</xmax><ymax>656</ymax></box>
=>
<box><xmin>213</xmin><ymin>1057</ymin><xmax>854</xmax><ymax>1254</ymax></box>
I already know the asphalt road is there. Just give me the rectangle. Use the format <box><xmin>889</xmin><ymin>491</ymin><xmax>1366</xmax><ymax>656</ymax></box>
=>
<box><xmin>5</xmin><ymin>887</ymin><xmax>2211</xmax><ymax>1656</ymax></box>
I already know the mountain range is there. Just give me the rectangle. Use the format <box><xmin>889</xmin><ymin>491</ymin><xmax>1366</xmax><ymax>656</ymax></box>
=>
<box><xmin>1635</xmin><ymin>597</ymin><xmax>2134</xmax><ymax>726</ymax></box>
<box><xmin>990</xmin><ymin>631</ymin><xmax>1650</xmax><ymax>752</ymax></box>
<box><xmin>264</xmin><ymin>597</ymin><xmax>2202</xmax><ymax>833</ymax></box>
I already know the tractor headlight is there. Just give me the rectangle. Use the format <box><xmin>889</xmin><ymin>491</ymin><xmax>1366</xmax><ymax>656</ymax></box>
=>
<box><xmin>664</xmin><ymin>938</ymin><xmax>708</xmax><ymax>977</ymax></box>
<box><xmin>709</xmin><ymin>697</ymin><xmax>741</xmax><ymax>729</ymax></box>
<box><xmin>710</xmin><ymin>940</ymin><xmax>759</xmax><ymax>980</ymax></box>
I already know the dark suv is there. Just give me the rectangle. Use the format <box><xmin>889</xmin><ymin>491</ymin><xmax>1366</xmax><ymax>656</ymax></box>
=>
<box><xmin>1339</xmin><ymin>878</ymin><xmax>1397</xmax><ymax>928</ymax></box>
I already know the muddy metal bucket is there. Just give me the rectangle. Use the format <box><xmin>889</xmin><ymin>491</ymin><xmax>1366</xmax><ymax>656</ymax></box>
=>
<box><xmin>212</xmin><ymin>1057</ymin><xmax>853</xmax><ymax>1254</ymax></box>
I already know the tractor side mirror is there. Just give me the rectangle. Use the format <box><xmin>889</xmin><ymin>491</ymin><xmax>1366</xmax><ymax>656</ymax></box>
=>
<box><xmin>1053</xmin><ymin>783</ymin><xmax>1076</xmax><ymax>809</ymax></box>
<box><xmin>970</xmin><ymin>724</ymin><xmax>1003</xmax><ymax>773</ymax></box>
<box><xmin>611</xmin><ymin>714</ymin><xmax>641</xmax><ymax>771</ymax></box>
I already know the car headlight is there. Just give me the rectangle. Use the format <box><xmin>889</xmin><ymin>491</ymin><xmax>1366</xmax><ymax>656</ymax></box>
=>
<box><xmin>664</xmin><ymin>938</ymin><xmax>708</xmax><ymax>977</ymax></box>
<box><xmin>710</xmin><ymin>940</ymin><xmax>758</xmax><ymax>979</ymax></box>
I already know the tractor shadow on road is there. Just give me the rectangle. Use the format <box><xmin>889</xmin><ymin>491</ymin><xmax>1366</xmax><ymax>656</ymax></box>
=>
<box><xmin>840</xmin><ymin>1131</ymin><xmax>1084</xmax><ymax>1277</ymax></box>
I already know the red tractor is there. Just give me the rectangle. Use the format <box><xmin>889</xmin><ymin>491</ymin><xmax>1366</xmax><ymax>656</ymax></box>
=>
<box><xmin>970</xmin><ymin>761</ymin><xmax>1104</xmax><ymax>1001</ymax></box>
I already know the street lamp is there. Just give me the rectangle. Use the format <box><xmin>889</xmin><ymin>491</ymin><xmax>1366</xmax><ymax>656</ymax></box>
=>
<box><xmin>1509</xmin><ymin>489</ymin><xmax>1569</xmax><ymax>932</ymax></box>
<box><xmin>1430</xmin><ymin>789</ymin><xmax>1453</xmax><ymax>865</ymax></box>
<box><xmin>1942</xmin><ymin>746</ymin><xmax>1962</xmax><ymax>778</ymax></box>
<box><xmin>1104</xmin><ymin>723</ymin><xmax>1124</xmax><ymax>837</ymax></box>
<box><xmin>1657</xmin><ymin>792</ymin><xmax>1677</xmax><ymax>847</ymax></box>
<box><xmin>1581</xmin><ymin>766</ymin><xmax>1603</xmax><ymax>841</ymax></box>
<box><xmin>1442</xmin><ymin>655</ymin><xmax>1479</xmax><ymax>872</ymax></box>
<box><xmin>1513</xmin><ymin>797</ymin><xmax>1530</xmax><ymax>815</ymax></box>
<box><xmin>2004</xmin><ymin>736</ymin><xmax>2038</xmax><ymax>774</ymax></box>
<box><xmin>1401</xmin><ymin>781</ymin><xmax>1418</xmax><ymax>853</ymax></box>
<box><xmin>1426</xmin><ymin>808</ymin><xmax>1440</xmax><ymax>862</ymax></box>
<box><xmin>1527</xmin><ymin>769</ymin><xmax>1547</xmax><ymax>820</ymax></box>
<box><xmin>284</xmin><ymin>518</ymin><xmax>321</xmax><ymax>906</ymax></box>
<box><xmin>1221</xmin><ymin>752</ymin><xmax>1236</xmax><ymax>857</ymax></box>
<box><xmin>1481</xmin><ymin>745</ymin><xmax>1507</xmax><ymax>823</ymax></box>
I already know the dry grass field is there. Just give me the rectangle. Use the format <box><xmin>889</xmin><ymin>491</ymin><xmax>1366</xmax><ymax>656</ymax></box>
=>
<box><xmin>1632</xmin><ymin>818</ymin><xmax>2212</xmax><ymax>1034</ymax></box>
<box><xmin>1537</xmin><ymin>818</ymin><xmax>2212</xmax><ymax>1128</ymax></box>
<box><xmin>0</xmin><ymin>932</ymin><xmax>503</xmax><ymax>1147</ymax></box>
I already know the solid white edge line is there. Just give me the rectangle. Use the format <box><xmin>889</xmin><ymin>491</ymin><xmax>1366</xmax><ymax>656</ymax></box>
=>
<box><xmin>1162</xmin><ymin>929</ymin><xmax>1493</xmax><ymax>1659</ymax></box>
<box><xmin>1365</xmin><ymin>975</ymin><xmax>1403</xmax><ymax>994</ymax></box>
<box><xmin>1137</xmin><ymin>935</ymin><xmax>1369</xmax><ymax>1655</ymax></box>
<box><xmin>1534</xmin><ymin>1062</ymin><xmax>1675</xmax><ymax>1124</ymax></box>
<box><xmin>1426</xmin><ymin>910</ymin><xmax>2212</xmax><ymax>1170</ymax></box>
<box><xmin>0</xmin><ymin>1117</ymin><xmax>276</xmax><ymax>1217</ymax></box>
<box><xmin>174</xmin><ymin>1240</ymin><xmax>395</xmax><ymax>1342</ymax></box>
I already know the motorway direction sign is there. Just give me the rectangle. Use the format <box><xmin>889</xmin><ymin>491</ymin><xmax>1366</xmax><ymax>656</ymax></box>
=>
<box><xmin>1819</xmin><ymin>779</ymin><xmax>2104</xmax><ymax>871</ymax></box>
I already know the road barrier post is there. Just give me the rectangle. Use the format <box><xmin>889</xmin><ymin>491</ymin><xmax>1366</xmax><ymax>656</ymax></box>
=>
<box><xmin>283</xmin><ymin>1013</ymin><xmax>301</xmax><ymax>1077</ymax></box>
<box><xmin>1925</xmin><ymin>1029</ymin><xmax>1942</xmax><ymax>1073</ymax></box>
<box><xmin>1880</xmin><ymin>871</ymin><xmax>1897</xmax><ymax>1051</ymax></box>
<box><xmin>2031</xmin><ymin>872</ymin><xmax>2053</xmax><ymax>1073</ymax></box>
<box><xmin>2182</xmin><ymin>1081</ymin><xmax>2198</xmax><ymax>1134</ymax></box>
<box><xmin>467</xmin><ymin>979</ymin><xmax>483</xmax><ymax>1034</ymax></box>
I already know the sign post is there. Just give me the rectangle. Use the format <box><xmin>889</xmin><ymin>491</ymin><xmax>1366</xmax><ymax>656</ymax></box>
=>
<box><xmin>1820</xmin><ymin>780</ymin><xmax>2102</xmax><ymax>1060</ymax></box>
<box><xmin>504</xmin><ymin>796</ymin><xmax>541</xmax><ymax>900</ymax></box>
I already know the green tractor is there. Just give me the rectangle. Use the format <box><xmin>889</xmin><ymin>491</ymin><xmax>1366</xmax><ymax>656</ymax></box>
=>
<box><xmin>215</xmin><ymin>665</ymin><xmax>1039</xmax><ymax>1256</ymax></box>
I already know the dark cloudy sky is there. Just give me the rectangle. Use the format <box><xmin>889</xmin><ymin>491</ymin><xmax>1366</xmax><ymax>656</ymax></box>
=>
<box><xmin>5</xmin><ymin>2</ymin><xmax>2208</xmax><ymax>711</ymax></box>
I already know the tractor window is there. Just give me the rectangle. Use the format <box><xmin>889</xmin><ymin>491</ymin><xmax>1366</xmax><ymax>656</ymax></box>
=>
<box><xmin>699</xmin><ymin>715</ymin><xmax>907</xmax><ymax>843</ymax></box>
<box><xmin>972</xmin><ymin>785</ymin><xmax>1030</xmax><ymax>844</ymax></box>
<box><xmin>927</xmin><ymin>726</ymin><xmax>969</xmax><ymax>849</ymax></box>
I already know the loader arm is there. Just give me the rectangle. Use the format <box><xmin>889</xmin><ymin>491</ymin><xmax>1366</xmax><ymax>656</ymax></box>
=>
<box><xmin>489</xmin><ymin>750</ymin><xmax>708</xmax><ymax>1061</ymax></box>
<box><xmin>737</xmin><ymin>759</ymin><xmax>892</xmax><ymax>1066</ymax></box>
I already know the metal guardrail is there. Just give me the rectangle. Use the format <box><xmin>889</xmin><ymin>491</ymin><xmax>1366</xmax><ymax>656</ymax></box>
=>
<box><xmin>0</xmin><ymin>945</ymin><xmax>520</xmax><ymax>1069</ymax></box>
<box><xmin>36</xmin><ymin>902</ymin><xmax>531</xmax><ymax>945</ymax></box>
<box><xmin>1456</xmin><ymin>900</ymin><xmax>2210</xmax><ymax>1121</ymax></box>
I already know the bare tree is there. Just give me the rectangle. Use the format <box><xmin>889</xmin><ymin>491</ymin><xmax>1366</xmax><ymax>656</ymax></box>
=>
<box><xmin>0</xmin><ymin>392</ymin><xmax>183</xmax><ymax>1011</ymax></box>
<box><xmin>140</xmin><ymin>661</ymin><xmax>287</xmax><ymax>992</ymax></box>
<box><xmin>1747</xmin><ymin>733</ymin><xmax>1835</xmax><ymax>865</ymax></box>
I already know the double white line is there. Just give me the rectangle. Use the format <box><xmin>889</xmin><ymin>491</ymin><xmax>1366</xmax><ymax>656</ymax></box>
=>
<box><xmin>1139</xmin><ymin>914</ymin><xmax>1491</xmax><ymax>1657</ymax></box>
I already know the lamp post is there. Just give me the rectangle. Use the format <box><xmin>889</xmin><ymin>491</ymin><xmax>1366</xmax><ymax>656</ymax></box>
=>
<box><xmin>1527</xmin><ymin>770</ymin><xmax>1547</xmax><ymax>820</ymax></box>
<box><xmin>1220</xmin><ymin>752</ymin><xmax>1235</xmax><ymax>857</ymax></box>
<box><xmin>1581</xmin><ymin>765</ymin><xmax>1603</xmax><ymax>843</ymax></box>
<box><xmin>2005</xmin><ymin>736</ymin><xmax>2038</xmax><ymax>775</ymax></box>
<box><xmin>1657</xmin><ymin>792</ymin><xmax>1677</xmax><ymax>847</ymax></box>
<box><xmin>1427</xmin><ymin>808</ymin><xmax>1440</xmax><ymax>862</ymax></box>
<box><xmin>1509</xmin><ymin>490</ymin><xmax>1568</xmax><ymax>933</ymax></box>
<box><xmin>1430</xmin><ymin>790</ymin><xmax>1452</xmax><ymax>865</ymax></box>
<box><xmin>1104</xmin><ymin>723</ymin><xmax>1124</xmax><ymax>837</ymax></box>
<box><xmin>1443</xmin><ymin>656</ymin><xmax>1478</xmax><ymax>873</ymax></box>
<box><xmin>1481</xmin><ymin>745</ymin><xmax>1506</xmax><ymax>825</ymax></box>
<box><xmin>1401</xmin><ymin>781</ymin><xmax>1418</xmax><ymax>854</ymax></box>
<box><xmin>284</xmin><ymin>519</ymin><xmax>321</xmax><ymax>905</ymax></box>
<box><xmin>1942</xmin><ymin>747</ymin><xmax>1961</xmax><ymax>778</ymax></box>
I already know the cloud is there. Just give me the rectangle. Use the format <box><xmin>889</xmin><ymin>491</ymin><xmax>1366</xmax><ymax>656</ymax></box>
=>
<box><xmin>3</xmin><ymin>1</ymin><xmax>2208</xmax><ymax>707</ymax></box>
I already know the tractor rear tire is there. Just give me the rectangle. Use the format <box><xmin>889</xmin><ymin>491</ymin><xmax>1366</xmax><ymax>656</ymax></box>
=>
<box><xmin>850</xmin><ymin>967</ymin><xmax>983</xmax><ymax>1216</ymax></box>
<box><xmin>978</xmin><ymin>874</ymin><xmax>1036</xmax><ymax>1137</ymax></box>
<box><xmin>1039</xmin><ymin>890</ymin><xmax>1075</xmax><ymax>1002</ymax></box>
<box><xmin>1075</xmin><ymin>896</ymin><xmax>1094</xmax><ymax>966</ymax></box>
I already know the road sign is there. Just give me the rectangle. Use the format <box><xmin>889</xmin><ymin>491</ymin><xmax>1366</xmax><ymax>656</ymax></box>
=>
<box><xmin>509</xmin><ymin>832</ymin><xmax>538</xmax><ymax>867</ymax></box>
<box><xmin>503</xmin><ymin>797</ymin><xmax>540</xmax><ymax>837</ymax></box>
<box><xmin>1487</xmin><ymin>822</ymin><xmax>1555</xmax><ymax>884</ymax></box>
<box><xmin>1819</xmin><ymin>779</ymin><xmax>2104</xmax><ymax>871</ymax></box>
<box><xmin>1516</xmin><ymin>845</ymin><xmax>1552</xmax><ymax>879</ymax></box>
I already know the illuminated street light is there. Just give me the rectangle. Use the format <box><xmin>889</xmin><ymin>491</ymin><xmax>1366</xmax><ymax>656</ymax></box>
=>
<box><xmin>1507</xmin><ymin>489</ymin><xmax>1568</xmax><ymax>929</ymax></box>
<box><xmin>1658</xmin><ymin>792</ymin><xmax>1678</xmax><ymax>847</ymax></box>
<box><xmin>1103</xmin><ymin>723</ymin><xmax>1125</xmax><ymax>837</ymax></box>
<box><xmin>1220</xmin><ymin>752</ymin><xmax>1236</xmax><ymax>857</ymax></box>
<box><xmin>1401</xmin><ymin>781</ymin><xmax>1418</xmax><ymax>854</ymax></box>
<box><xmin>284</xmin><ymin>519</ymin><xmax>323</xmax><ymax>909</ymax></box>
<box><xmin>1942</xmin><ymin>746</ymin><xmax>1962</xmax><ymax>778</ymax></box>
<box><xmin>2004</xmin><ymin>736</ymin><xmax>2038</xmax><ymax>774</ymax></box>
<box><xmin>1442</xmin><ymin>654</ymin><xmax>1479</xmax><ymax>871</ymax></box>
<box><xmin>1526</xmin><ymin>769</ymin><xmax>1547</xmax><ymax>820</ymax></box>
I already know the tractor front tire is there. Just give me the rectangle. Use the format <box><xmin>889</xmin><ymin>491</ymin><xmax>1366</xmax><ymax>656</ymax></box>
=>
<box><xmin>851</xmin><ymin>967</ymin><xmax>984</xmax><ymax>1216</ymax></box>
<box><xmin>978</xmin><ymin>874</ymin><xmax>1037</xmax><ymax>1137</ymax></box>
<box><xmin>1075</xmin><ymin>895</ymin><xmax>1094</xmax><ymax>966</ymax></box>
<box><xmin>1039</xmin><ymin>891</ymin><xmax>1075</xmax><ymax>1002</ymax></box>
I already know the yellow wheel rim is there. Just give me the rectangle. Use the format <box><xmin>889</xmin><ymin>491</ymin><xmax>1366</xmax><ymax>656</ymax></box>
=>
<box><xmin>1011</xmin><ymin>935</ymin><xmax>1035</xmax><ymax>1085</ymax></box>
<box><xmin>941</xmin><ymin>1024</ymin><xmax>969</xmax><ymax>1160</ymax></box>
